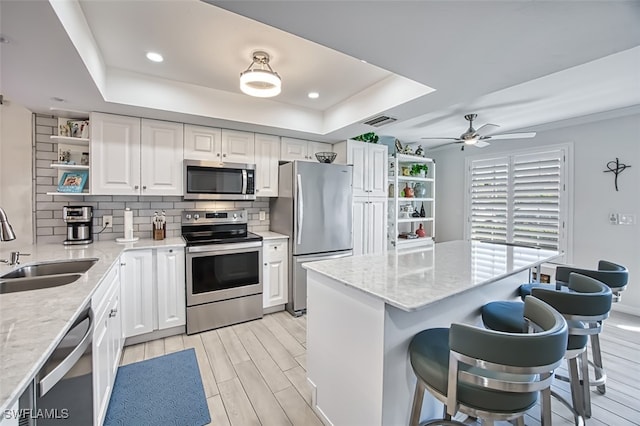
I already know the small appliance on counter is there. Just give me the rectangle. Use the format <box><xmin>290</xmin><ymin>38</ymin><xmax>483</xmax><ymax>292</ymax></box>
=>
<box><xmin>63</xmin><ymin>206</ymin><xmax>93</xmax><ymax>245</ymax></box>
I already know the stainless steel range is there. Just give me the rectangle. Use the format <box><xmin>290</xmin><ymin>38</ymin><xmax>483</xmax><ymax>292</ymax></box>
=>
<box><xmin>182</xmin><ymin>209</ymin><xmax>263</xmax><ymax>334</ymax></box>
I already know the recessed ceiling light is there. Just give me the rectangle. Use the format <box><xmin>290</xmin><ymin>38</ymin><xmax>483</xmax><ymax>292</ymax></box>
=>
<box><xmin>146</xmin><ymin>52</ymin><xmax>164</xmax><ymax>63</ymax></box>
<box><xmin>308</xmin><ymin>92</ymin><xmax>319</xmax><ymax>99</ymax></box>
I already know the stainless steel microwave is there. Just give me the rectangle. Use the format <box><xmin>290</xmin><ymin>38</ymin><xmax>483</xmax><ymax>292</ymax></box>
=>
<box><xmin>184</xmin><ymin>160</ymin><xmax>256</xmax><ymax>200</ymax></box>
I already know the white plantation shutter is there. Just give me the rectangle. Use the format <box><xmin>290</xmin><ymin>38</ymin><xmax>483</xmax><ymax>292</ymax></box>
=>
<box><xmin>469</xmin><ymin>157</ymin><xmax>509</xmax><ymax>243</ymax></box>
<box><xmin>466</xmin><ymin>146</ymin><xmax>567</xmax><ymax>253</ymax></box>
<box><xmin>512</xmin><ymin>150</ymin><xmax>563</xmax><ymax>250</ymax></box>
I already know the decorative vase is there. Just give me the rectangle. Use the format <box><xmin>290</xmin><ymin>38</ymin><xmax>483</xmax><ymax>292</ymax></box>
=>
<box><xmin>416</xmin><ymin>223</ymin><xmax>426</xmax><ymax>238</ymax></box>
<box><xmin>420</xmin><ymin>203</ymin><xmax>426</xmax><ymax>218</ymax></box>
<box><xmin>413</xmin><ymin>183</ymin><xmax>427</xmax><ymax>198</ymax></box>
<box><xmin>404</xmin><ymin>183</ymin><xmax>414</xmax><ymax>198</ymax></box>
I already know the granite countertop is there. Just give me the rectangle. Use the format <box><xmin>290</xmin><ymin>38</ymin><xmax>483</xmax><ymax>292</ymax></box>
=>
<box><xmin>254</xmin><ymin>231</ymin><xmax>289</xmax><ymax>240</ymax></box>
<box><xmin>0</xmin><ymin>238</ymin><xmax>185</xmax><ymax>414</ymax></box>
<box><xmin>303</xmin><ymin>240</ymin><xmax>560</xmax><ymax>312</ymax></box>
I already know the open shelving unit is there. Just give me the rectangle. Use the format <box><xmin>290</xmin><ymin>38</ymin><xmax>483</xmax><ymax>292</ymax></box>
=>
<box><xmin>388</xmin><ymin>154</ymin><xmax>436</xmax><ymax>249</ymax></box>
<box><xmin>47</xmin><ymin>113</ymin><xmax>91</xmax><ymax>196</ymax></box>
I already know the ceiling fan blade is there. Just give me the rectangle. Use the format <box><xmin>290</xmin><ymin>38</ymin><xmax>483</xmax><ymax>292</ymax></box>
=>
<box><xmin>487</xmin><ymin>132</ymin><xmax>536</xmax><ymax>140</ymax></box>
<box><xmin>475</xmin><ymin>123</ymin><xmax>500</xmax><ymax>135</ymax></box>
<box><xmin>428</xmin><ymin>141</ymin><xmax>460</xmax><ymax>150</ymax></box>
<box><xmin>421</xmin><ymin>137</ymin><xmax>460</xmax><ymax>140</ymax></box>
<box><xmin>475</xmin><ymin>141</ymin><xmax>491</xmax><ymax>148</ymax></box>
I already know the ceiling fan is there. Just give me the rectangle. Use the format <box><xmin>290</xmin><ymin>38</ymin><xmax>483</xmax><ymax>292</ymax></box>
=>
<box><xmin>422</xmin><ymin>114</ymin><xmax>536</xmax><ymax>150</ymax></box>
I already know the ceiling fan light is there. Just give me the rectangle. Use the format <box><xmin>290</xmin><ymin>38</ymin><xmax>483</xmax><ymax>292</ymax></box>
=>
<box><xmin>239</xmin><ymin>51</ymin><xmax>282</xmax><ymax>98</ymax></box>
<box><xmin>463</xmin><ymin>135</ymin><xmax>479</xmax><ymax>145</ymax></box>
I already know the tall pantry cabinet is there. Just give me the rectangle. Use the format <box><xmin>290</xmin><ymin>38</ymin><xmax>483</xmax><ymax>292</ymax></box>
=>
<box><xmin>333</xmin><ymin>140</ymin><xmax>388</xmax><ymax>256</ymax></box>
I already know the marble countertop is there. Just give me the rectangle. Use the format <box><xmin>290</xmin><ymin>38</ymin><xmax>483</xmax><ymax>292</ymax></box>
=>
<box><xmin>303</xmin><ymin>240</ymin><xmax>560</xmax><ymax>312</ymax></box>
<box><xmin>254</xmin><ymin>231</ymin><xmax>289</xmax><ymax>240</ymax></box>
<box><xmin>0</xmin><ymin>237</ymin><xmax>185</xmax><ymax>413</ymax></box>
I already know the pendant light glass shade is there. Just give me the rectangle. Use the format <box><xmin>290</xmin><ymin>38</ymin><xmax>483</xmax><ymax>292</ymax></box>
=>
<box><xmin>240</xmin><ymin>51</ymin><xmax>281</xmax><ymax>98</ymax></box>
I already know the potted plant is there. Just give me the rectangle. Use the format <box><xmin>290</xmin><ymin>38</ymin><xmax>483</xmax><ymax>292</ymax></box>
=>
<box><xmin>352</xmin><ymin>132</ymin><xmax>379</xmax><ymax>144</ymax></box>
<box><xmin>410</xmin><ymin>164</ymin><xmax>429</xmax><ymax>177</ymax></box>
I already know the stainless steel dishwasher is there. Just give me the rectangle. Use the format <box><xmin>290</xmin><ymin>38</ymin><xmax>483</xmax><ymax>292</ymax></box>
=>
<box><xmin>19</xmin><ymin>302</ymin><xmax>94</xmax><ymax>425</ymax></box>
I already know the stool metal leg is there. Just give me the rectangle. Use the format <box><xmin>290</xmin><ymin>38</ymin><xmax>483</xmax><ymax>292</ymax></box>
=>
<box><xmin>410</xmin><ymin>380</ymin><xmax>426</xmax><ymax>426</ymax></box>
<box><xmin>590</xmin><ymin>333</ymin><xmax>607</xmax><ymax>394</ymax></box>
<box><xmin>540</xmin><ymin>372</ymin><xmax>553</xmax><ymax>426</ymax></box>
<box><xmin>579</xmin><ymin>350</ymin><xmax>592</xmax><ymax>418</ymax></box>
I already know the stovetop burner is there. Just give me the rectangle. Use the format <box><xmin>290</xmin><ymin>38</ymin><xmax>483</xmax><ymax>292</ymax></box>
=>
<box><xmin>181</xmin><ymin>209</ymin><xmax>263</xmax><ymax>246</ymax></box>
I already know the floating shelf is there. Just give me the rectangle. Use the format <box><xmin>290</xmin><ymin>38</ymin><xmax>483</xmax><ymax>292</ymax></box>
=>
<box><xmin>391</xmin><ymin>197</ymin><xmax>434</xmax><ymax>202</ymax></box>
<box><xmin>397</xmin><ymin>217</ymin><xmax>434</xmax><ymax>223</ymax></box>
<box><xmin>50</xmin><ymin>135</ymin><xmax>90</xmax><ymax>146</ymax></box>
<box><xmin>391</xmin><ymin>176</ymin><xmax>434</xmax><ymax>183</ymax></box>
<box><xmin>50</xmin><ymin>163</ymin><xmax>89</xmax><ymax>170</ymax></box>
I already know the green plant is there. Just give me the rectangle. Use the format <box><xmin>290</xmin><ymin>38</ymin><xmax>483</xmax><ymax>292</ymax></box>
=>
<box><xmin>352</xmin><ymin>132</ymin><xmax>379</xmax><ymax>144</ymax></box>
<box><xmin>410</xmin><ymin>164</ymin><xmax>429</xmax><ymax>176</ymax></box>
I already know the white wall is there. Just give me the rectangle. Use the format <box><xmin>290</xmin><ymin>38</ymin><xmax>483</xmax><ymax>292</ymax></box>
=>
<box><xmin>0</xmin><ymin>100</ymin><xmax>34</xmax><ymax>247</ymax></box>
<box><xmin>431</xmin><ymin>113</ymin><xmax>640</xmax><ymax>315</ymax></box>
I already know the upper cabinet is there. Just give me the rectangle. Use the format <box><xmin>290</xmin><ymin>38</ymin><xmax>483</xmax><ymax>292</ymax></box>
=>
<box><xmin>184</xmin><ymin>125</ymin><xmax>255</xmax><ymax>164</ymax></box>
<box><xmin>334</xmin><ymin>139</ymin><xmax>388</xmax><ymax>198</ymax></box>
<box><xmin>90</xmin><ymin>113</ymin><xmax>183</xmax><ymax>196</ymax></box>
<box><xmin>254</xmin><ymin>133</ymin><xmax>280</xmax><ymax>197</ymax></box>
<box><xmin>280</xmin><ymin>137</ymin><xmax>332</xmax><ymax>162</ymax></box>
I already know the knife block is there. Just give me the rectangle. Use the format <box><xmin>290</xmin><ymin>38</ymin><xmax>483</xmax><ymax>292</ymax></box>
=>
<box><xmin>153</xmin><ymin>223</ymin><xmax>166</xmax><ymax>240</ymax></box>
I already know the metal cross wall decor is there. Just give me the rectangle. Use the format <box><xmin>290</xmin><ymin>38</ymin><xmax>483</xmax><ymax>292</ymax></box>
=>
<box><xmin>603</xmin><ymin>158</ymin><xmax>631</xmax><ymax>191</ymax></box>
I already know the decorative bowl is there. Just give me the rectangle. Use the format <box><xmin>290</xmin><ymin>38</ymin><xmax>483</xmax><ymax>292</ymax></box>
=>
<box><xmin>315</xmin><ymin>152</ymin><xmax>337</xmax><ymax>163</ymax></box>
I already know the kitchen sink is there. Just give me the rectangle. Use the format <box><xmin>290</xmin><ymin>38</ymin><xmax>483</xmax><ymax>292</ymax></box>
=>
<box><xmin>0</xmin><ymin>258</ymin><xmax>98</xmax><ymax>279</ymax></box>
<box><xmin>0</xmin><ymin>273</ymin><xmax>82</xmax><ymax>294</ymax></box>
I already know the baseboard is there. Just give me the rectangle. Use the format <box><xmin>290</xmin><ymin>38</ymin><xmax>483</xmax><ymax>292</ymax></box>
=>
<box><xmin>263</xmin><ymin>304</ymin><xmax>285</xmax><ymax>315</ymax></box>
<box><xmin>124</xmin><ymin>325</ymin><xmax>185</xmax><ymax>346</ymax></box>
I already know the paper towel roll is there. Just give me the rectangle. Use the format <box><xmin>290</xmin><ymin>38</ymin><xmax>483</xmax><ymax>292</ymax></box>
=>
<box><xmin>124</xmin><ymin>208</ymin><xmax>133</xmax><ymax>240</ymax></box>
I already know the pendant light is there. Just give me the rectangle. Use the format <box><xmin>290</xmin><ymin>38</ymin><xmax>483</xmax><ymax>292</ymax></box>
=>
<box><xmin>240</xmin><ymin>51</ymin><xmax>281</xmax><ymax>98</ymax></box>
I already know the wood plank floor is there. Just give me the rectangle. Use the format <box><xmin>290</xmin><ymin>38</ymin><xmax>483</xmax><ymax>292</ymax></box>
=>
<box><xmin>120</xmin><ymin>310</ymin><xmax>640</xmax><ymax>426</ymax></box>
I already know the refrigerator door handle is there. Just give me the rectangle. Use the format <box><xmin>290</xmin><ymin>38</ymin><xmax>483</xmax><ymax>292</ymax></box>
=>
<box><xmin>295</xmin><ymin>251</ymin><xmax>352</xmax><ymax>264</ymax></box>
<box><xmin>297</xmin><ymin>173</ymin><xmax>303</xmax><ymax>245</ymax></box>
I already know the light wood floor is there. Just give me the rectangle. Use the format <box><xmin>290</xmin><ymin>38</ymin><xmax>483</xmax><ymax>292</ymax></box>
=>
<box><xmin>120</xmin><ymin>310</ymin><xmax>640</xmax><ymax>426</ymax></box>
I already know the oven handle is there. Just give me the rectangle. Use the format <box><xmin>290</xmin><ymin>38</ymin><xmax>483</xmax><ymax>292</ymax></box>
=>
<box><xmin>39</xmin><ymin>307</ymin><xmax>93</xmax><ymax>397</ymax></box>
<box><xmin>187</xmin><ymin>241</ymin><xmax>263</xmax><ymax>253</ymax></box>
<box><xmin>297</xmin><ymin>173</ymin><xmax>303</xmax><ymax>245</ymax></box>
<box><xmin>242</xmin><ymin>169</ymin><xmax>248</xmax><ymax>194</ymax></box>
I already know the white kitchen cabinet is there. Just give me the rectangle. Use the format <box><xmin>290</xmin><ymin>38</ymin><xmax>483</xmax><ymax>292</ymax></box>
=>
<box><xmin>334</xmin><ymin>139</ymin><xmax>388</xmax><ymax>197</ymax></box>
<box><xmin>90</xmin><ymin>113</ymin><xmax>183</xmax><ymax>195</ymax></box>
<box><xmin>120</xmin><ymin>247</ymin><xmax>186</xmax><ymax>340</ymax></box>
<box><xmin>254</xmin><ymin>133</ymin><xmax>280</xmax><ymax>197</ymax></box>
<box><xmin>280</xmin><ymin>137</ymin><xmax>332</xmax><ymax>162</ymax></box>
<box><xmin>353</xmin><ymin>197</ymin><xmax>387</xmax><ymax>256</ymax></box>
<box><xmin>263</xmin><ymin>238</ymin><xmax>288</xmax><ymax>310</ymax></box>
<box><xmin>156</xmin><ymin>247</ymin><xmax>186</xmax><ymax>330</ymax></box>
<box><xmin>184</xmin><ymin>124</ymin><xmax>222</xmax><ymax>160</ymax></box>
<box><xmin>92</xmin><ymin>261</ymin><xmax>122</xmax><ymax>426</ymax></box>
<box><xmin>221</xmin><ymin>129</ymin><xmax>255</xmax><ymax>164</ymax></box>
<box><xmin>120</xmin><ymin>249</ymin><xmax>154</xmax><ymax>337</ymax></box>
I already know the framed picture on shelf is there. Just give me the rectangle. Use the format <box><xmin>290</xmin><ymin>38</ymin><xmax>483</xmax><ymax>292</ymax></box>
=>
<box><xmin>58</xmin><ymin>171</ymin><xmax>88</xmax><ymax>193</ymax></box>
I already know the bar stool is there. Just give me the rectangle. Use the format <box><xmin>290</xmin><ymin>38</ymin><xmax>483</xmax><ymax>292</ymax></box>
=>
<box><xmin>482</xmin><ymin>273</ymin><xmax>612</xmax><ymax>421</ymax></box>
<box><xmin>520</xmin><ymin>260</ymin><xmax>627</xmax><ymax>395</ymax></box>
<box><xmin>408</xmin><ymin>297</ymin><xmax>568</xmax><ymax>426</ymax></box>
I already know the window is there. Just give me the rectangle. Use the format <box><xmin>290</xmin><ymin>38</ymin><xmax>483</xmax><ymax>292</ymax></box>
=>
<box><xmin>465</xmin><ymin>145</ymin><xmax>569</xmax><ymax>253</ymax></box>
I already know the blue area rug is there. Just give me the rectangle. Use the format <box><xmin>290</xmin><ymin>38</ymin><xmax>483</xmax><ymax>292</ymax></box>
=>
<box><xmin>104</xmin><ymin>348</ymin><xmax>211</xmax><ymax>426</ymax></box>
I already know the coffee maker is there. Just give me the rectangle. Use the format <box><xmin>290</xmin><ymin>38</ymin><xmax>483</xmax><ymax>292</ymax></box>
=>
<box><xmin>63</xmin><ymin>206</ymin><xmax>93</xmax><ymax>245</ymax></box>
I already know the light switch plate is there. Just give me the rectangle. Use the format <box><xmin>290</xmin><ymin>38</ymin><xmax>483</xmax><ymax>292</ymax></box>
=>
<box><xmin>619</xmin><ymin>213</ymin><xmax>636</xmax><ymax>225</ymax></box>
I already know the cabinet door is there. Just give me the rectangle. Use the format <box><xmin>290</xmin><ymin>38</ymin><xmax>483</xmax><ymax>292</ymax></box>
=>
<box><xmin>156</xmin><ymin>248</ymin><xmax>186</xmax><ymax>330</ymax></box>
<box><xmin>368</xmin><ymin>198</ymin><xmax>388</xmax><ymax>254</ymax></box>
<box><xmin>120</xmin><ymin>250</ymin><xmax>154</xmax><ymax>338</ymax></box>
<box><xmin>90</xmin><ymin>113</ymin><xmax>141</xmax><ymax>195</ymax></box>
<box><xmin>348</xmin><ymin>141</ymin><xmax>368</xmax><ymax>197</ymax></box>
<box><xmin>254</xmin><ymin>133</ymin><xmax>280</xmax><ymax>197</ymax></box>
<box><xmin>280</xmin><ymin>137</ymin><xmax>309</xmax><ymax>162</ymax></box>
<box><xmin>184</xmin><ymin>124</ymin><xmax>222</xmax><ymax>161</ymax></box>
<box><xmin>221</xmin><ymin>129</ymin><xmax>255</xmax><ymax>163</ymax></box>
<box><xmin>368</xmin><ymin>144</ymin><xmax>388</xmax><ymax>197</ymax></box>
<box><xmin>263</xmin><ymin>240</ymin><xmax>288</xmax><ymax>308</ymax></box>
<box><xmin>352</xmin><ymin>198</ymin><xmax>368</xmax><ymax>256</ymax></box>
<box><xmin>141</xmin><ymin>119</ymin><xmax>184</xmax><ymax>196</ymax></box>
<box><xmin>93</xmin><ymin>306</ymin><xmax>110</xmax><ymax>426</ymax></box>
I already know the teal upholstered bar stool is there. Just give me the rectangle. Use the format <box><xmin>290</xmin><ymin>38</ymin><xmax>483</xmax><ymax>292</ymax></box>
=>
<box><xmin>483</xmin><ymin>273</ymin><xmax>612</xmax><ymax>421</ymax></box>
<box><xmin>408</xmin><ymin>297</ymin><xmax>568</xmax><ymax>426</ymax></box>
<box><xmin>520</xmin><ymin>260</ymin><xmax>627</xmax><ymax>395</ymax></box>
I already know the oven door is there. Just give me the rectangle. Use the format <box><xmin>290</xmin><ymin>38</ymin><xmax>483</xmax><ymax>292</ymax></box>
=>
<box><xmin>186</xmin><ymin>241</ymin><xmax>262</xmax><ymax>306</ymax></box>
<box><xmin>184</xmin><ymin>160</ymin><xmax>256</xmax><ymax>200</ymax></box>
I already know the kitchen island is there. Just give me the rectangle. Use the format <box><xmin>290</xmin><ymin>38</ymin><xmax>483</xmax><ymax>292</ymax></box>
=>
<box><xmin>303</xmin><ymin>240</ymin><xmax>560</xmax><ymax>426</ymax></box>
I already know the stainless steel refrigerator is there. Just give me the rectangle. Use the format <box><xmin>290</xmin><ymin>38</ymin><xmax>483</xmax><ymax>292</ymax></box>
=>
<box><xmin>270</xmin><ymin>161</ymin><xmax>353</xmax><ymax>316</ymax></box>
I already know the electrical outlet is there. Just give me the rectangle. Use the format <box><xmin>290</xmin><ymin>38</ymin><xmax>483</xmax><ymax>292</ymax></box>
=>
<box><xmin>103</xmin><ymin>215</ymin><xmax>113</xmax><ymax>228</ymax></box>
<box><xmin>259</xmin><ymin>211</ymin><xmax>266</xmax><ymax>221</ymax></box>
<box><xmin>619</xmin><ymin>213</ymin><xmax>636</xmax><ymax>225</ymax></box>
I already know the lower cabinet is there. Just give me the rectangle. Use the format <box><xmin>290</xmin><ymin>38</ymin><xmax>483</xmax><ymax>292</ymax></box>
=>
<box><xmin>120</xmin><ymin>247</ymin><xmax>186</xmax><ymax>339</ymax></box>
<box><xmin>353</xmin><ymin>197</ymin><xmax>387</xmax><ymax>256</ymax></box>
<box><xmin>92</xmin><ymin>261</ymin><xmax>123</xmax><ymax>426</ymax></box>
<box><xmin>263</xmin><ymin>238</ymin><xmax>288</xmax><ymax>311</ymax></box>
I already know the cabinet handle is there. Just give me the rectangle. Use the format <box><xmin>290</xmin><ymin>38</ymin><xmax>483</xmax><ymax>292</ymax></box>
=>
<box><xmin>217</xmin><ymin>153</ymin><xmax>221</xmax><ymax>157</ymax></box>
<box><xmin>143</xmin><ymin>185</ymin><xmax>147</xmax><ymax>190</ymax></box>
<box><xmin>169</xmin><ymin>249</ymin><xmax>173</xmax><ymax>253</ymax></box>
<box><xmin>109</xmin><ymin>308</ymin><xmax>118</xmax><ymax>318</ymax></box>
<box><xmin>120</xmin><ymin>262</ymin><xmax>126</xmax><ymax>266</ymax></box>
<box><xmin>264</xmin><ymin>263</ymin><xmax>268</xmax><ymax>266</ymax></box>
<box><xmin>274</xmin><ymin>246</ymin><xmax>277</xmax><ymax>250</ymax></box>
<box><xmin>134</xmin><ymin>185</ymin><xmax>139</xmax><ymax>190</ymax></box>
<box><xmin>223</xmin><ymin>153</ymin><xmax>227</xmax><ymax>157</ymax></box>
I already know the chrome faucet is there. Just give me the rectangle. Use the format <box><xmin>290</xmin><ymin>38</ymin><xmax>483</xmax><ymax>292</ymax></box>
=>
<box><xmin>0</xmin><ymin>207</ymin><xmax>16</xmax><ymax>241</ymax></box>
